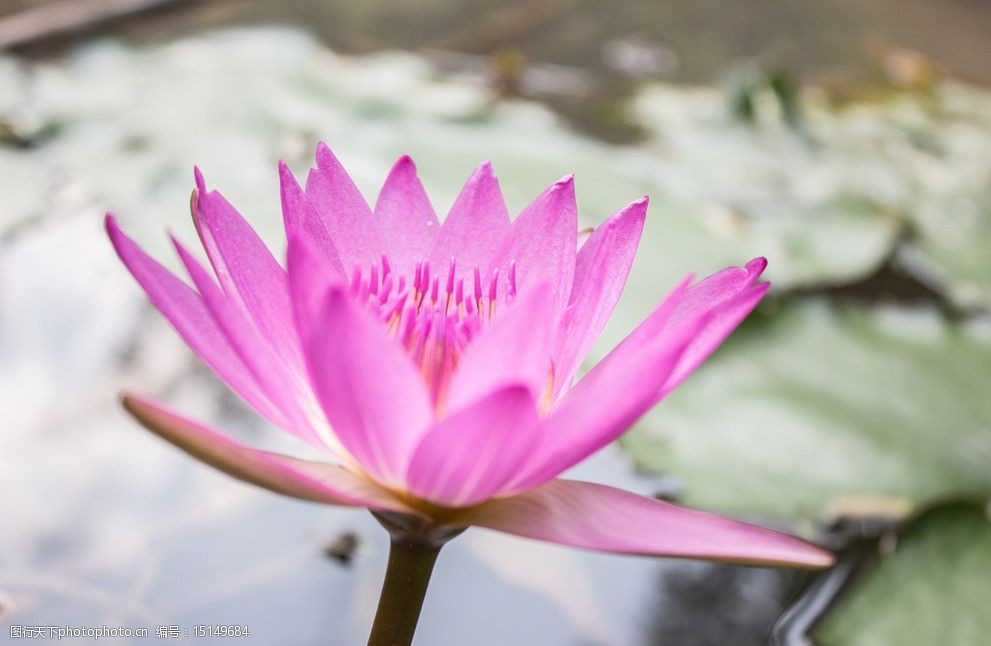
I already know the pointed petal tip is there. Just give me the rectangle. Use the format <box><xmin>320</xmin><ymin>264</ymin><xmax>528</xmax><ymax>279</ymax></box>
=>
<box><xmin>314</xmin><ymin>141</ymin><xmax>339</xmax><ymax>168</ymax></box>
<box><xmin>394</xmin><ymin>154</ymin><xmax>416</xmax><ymax>169</ymax></box>
<box><xmin>168</xmin><ymin>231</ymin><xmax>198</xmax><ymax>269</ymax></box>
<box><xmin>278</xmin><ymin>159</ymin><xmax>304</xmax><ymax>193</ymax></box>
<box><xmin>757</xmin><ymin>538</ymin><xmax>835</xmax><ymax>569</ymax></box>
<box><xmin>104</xmin><ymin>213</ymin><xmax>131</xmax><ymax>251</ymax></box>
<box><xmin>701</xmin><ymin>537</ymin><xmax>835</xmax><ymax>569</ymax></box>
<box><xmin>189</xmin><ymin>186</ymin><xmax>200</xmax><ymax>212</ymax></box>
<box><xmin>746</xmin><ymin>256</ymin><xmax>768</xmax><ymax>278</ymax></box>
<box><xmin>609</xmin><ymin>195</ymin><xmax>650</xmax><ymax>223</ymax></box>
<box><xmin>589</xmin><ymin>196</ymin><xmax>648</xmax><ymax>240</ymax></box>
<box><xmin>806</xmin><ymin>547</ymin><xmax>837</xmax><ymax>569</ymax></box>
<box><xmin>120</xmin><ymin>393</ymin><xmax>148</xmax><ymax>428</ymax></box>
<box><xmin>456</xmin><ymin>160</ymin><xmax>499</xmax><ymax>192</ymax></box>
<box><xmin>120</xmin><ymin>391</ymin><xmax>154</xmax><ymax>421</ymax></box>
<box><xmin>547</xmin><ymin>174</ymin><xmax>576</xmax><ymax>200</ymax></box>
<box><xmin>193</xmin><ymin>166</ymin><xmax>206</xmax><ymax>193</ymax></box>
<box><xmin>385</xmin><ymin>154</ymin><xmax>419</xmax><ymax>180</ymax></box>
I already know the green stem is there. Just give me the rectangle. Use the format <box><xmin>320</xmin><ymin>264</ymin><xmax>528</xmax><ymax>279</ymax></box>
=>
<box><xmin>366</xmin><ymin>536</ymin><xmax>441</xmax><ymax>646</ymax></box>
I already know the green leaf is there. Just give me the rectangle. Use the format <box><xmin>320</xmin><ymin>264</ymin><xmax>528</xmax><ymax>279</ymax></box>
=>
<box><xmin>633</xmin><ymin>82</ymin><xmax>991</xmax><ymax>309</ymax></box>
<box><xmin>816</xmin><ymin>502</ymin><xmax>991</xmax><ymax>646</ymax></box>
<box><xmin>631</xmin><ymin>85</ymin><xmax>908</xmax><ymax>294</ymax></box>
<box><xmin>620</xmin><ymin>301</ymin><xmax>991</xmax><ymax>521</ymax></box>
<box><xmin>893</xmin><ymin>83</ymin><xmax>991</xmax><ymax>310</ymax></box>
<box><xmin>901</xmin><ymin>191</ymin><xmax>991</xmax><ymax>311</ymax></box>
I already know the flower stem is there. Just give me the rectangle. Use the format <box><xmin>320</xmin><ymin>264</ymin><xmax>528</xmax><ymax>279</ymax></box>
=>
<box><xmin>366</xmin><ymin>536</ymin><xmax>441</xmax><ymax>646</ymax></box>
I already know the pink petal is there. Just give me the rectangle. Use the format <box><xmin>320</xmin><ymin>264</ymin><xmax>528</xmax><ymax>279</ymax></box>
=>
<box><xmin>445</xmin><ymin>282</ymin><xmax>554</xmax><ymax>412</ymax></box>
<box><xmin>304</xmin><ymin>143</ymin><xmax>388</xmax><ymax>274</ymax></box>
<box><xmin>374</xmin><ymin>155</ymin><xmax>439</xmax><ymax>276</ymax></box>
<box><xmin>429</xmin><ymin>161</ymin><xmax>510</xmax><ymax>281</ymax></box>
<box><xmin>279</xmin><ymin>159</ymin><xmax>346</xmax><ymax>279</ymax></box>
<box><xmin>286</xmin><ymin>234</ymin><xmax>347</xmax><ymax>351</ymax></box>
<box><xmin>487</xmin><ymin>175</ymin><xmax>578</xmax><ymax>318</ymax></box>
<box><xmin>172</xmin><ymin>236</ymin><xmax>330</xmax><ymax>450</ymax></box>
<box><xmin>508</xmin><ymin>276</ymin><xmax>768</xmax><ymax>492</ymax></box>
<box><xmin>662</xmin><ymin>281</ymin><xmax>769</xmax><ymax>396</ymax></box>
<box><xmin>105</xmin><ymin>214</ymin><xmax>286</xmax><ymax>428</ymax></box>
<box><xmin>667</xmin><ymin>257</ymin><xmax>767</xmax><ymax>329</ymax></box>
<box><xmin>405</xmin><ymin>386</ymin><xmax>540</xmax><ymax>507</ymax></box>
<box><xmin>506</xmin><ymin>294</ymin><xmax>703</xmax><ymax>493</ymax></box>
<box><xmin>191</xmin><ymin>169</ymin><xmax>301</xmax><ymax>368</ymax></box>
<box><xmin>555</xmin><ymin>257</ymin><xmax>767</xmax><ymax>405</ymax></box>
<box><xmin>121</xmin><ymin>394</ymin><xmax>418</xmax><ymax>515</ymax></box>
<box><xmin>552</xmin><ymin>197</ymin><xmax>647</xmax><ymax>395</ymax></box>
<box><xmin>305</xmin><ymin>286</ymin><xmax>433</xmax><ymax>488</ymax></box>
<box><xmin>455</xmin><ymin>479</ymin><xmax>834</xmax><ymax>567</ymax></box>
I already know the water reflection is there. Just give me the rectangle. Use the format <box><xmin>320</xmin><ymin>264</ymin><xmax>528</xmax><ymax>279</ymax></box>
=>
<box><xmin>647</xmin><ymin>562</ymin><xmax>807</xmax><ymax>646</ymax></box>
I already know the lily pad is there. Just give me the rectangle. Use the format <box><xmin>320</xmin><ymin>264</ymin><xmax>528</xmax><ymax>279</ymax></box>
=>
<box><xmin>900</xmin><ymin>190</ymin><xmax>991</xmax><ymax>311</ymax></box>
<box><xmin>816</xmin><ymin>502</ymin><xmax>991</xmax><ymax>646</ymax></box>
<box><xmin>891</xmin><ymin>83</ymin><xmax>991</xmax><ymax>310</ymax></box>
<box><xmin>620</xmin><ymin>300</ymin><xmax>991</xmax><ymax>521</ymax></box>
<box><xmin>631</xmin><ymin>85</ymin><xmax>907</xmax><ymax>293</ymax></box>
<box><xmin>632</xmin><ymin>81</ymin><xmax>991</xmax><ymax>308</ymax></box>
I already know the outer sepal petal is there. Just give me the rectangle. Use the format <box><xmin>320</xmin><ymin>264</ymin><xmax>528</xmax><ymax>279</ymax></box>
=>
<box><xmin>454</xmin><ymin>479</ymin><xmax>834</xmax><ymax>567</ymax></box>
<box><xmin>121</xmin><ymin>394</ymin><xmax>420</xmax><ymax>515</ymax></box>
<box><xmin>105</xmin><ymin>214</ymin><xmax>286</xmax><ymax>429</ymax></box>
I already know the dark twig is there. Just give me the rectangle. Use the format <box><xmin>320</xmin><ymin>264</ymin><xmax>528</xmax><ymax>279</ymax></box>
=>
<box><xmin>0</xmin><ymin>0</ymin><xmax>186</xmax><ymax>49</ymax></box>
<box><xmin>770</xmin><ymin>517</ymin><xmax>899</xmax><ymax>645</ymax></box>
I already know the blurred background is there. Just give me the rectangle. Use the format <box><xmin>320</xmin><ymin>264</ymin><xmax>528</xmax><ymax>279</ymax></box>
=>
<box><xmin>1</xmin><ymin>1</ymin><xmax>989</xmax><ymax>644</ymax></box>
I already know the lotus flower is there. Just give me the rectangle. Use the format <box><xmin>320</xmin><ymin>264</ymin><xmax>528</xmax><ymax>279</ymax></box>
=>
<box><xmin>107</xmin><ymin>143</ymin><xmax>831</xmax><ymax>641</ymax></box>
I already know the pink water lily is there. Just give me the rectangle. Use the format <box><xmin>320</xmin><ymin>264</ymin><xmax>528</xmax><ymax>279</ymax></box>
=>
<box><xmin>107</xmin><ymin>144</ymin><xmax>831</xmax><ymax>607</ymax></box>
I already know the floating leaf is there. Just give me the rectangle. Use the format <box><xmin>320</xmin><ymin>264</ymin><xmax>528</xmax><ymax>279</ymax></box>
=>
<box><xmin>620</xmin><ymin>301</ymin><xmax>991</xmax><ymax>521</ymax></box>
<box><xmin>633</xmin><ymin>82</ymin><xmax>991</xmax><ymax>307</ymax></box>
<box><xmin>901</xmin><ymin>191</ymin><xmax>991</xmax><ymax>311</ymax></box>
<box><xmin>631</xmin><ymin>86</ymin><xmax>907</xmax><ymax>293</ymax></box>
<box><xmin>816</xmin><ymin>502</ymin><xmax>991</xmax><ymax>646</ymax></box>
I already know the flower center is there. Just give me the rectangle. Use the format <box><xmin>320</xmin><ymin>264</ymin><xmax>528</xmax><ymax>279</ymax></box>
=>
<box><xmin>349</xmin><ymin>256</ymin><xmax>518</xmax><ymax>407</ymax></box>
